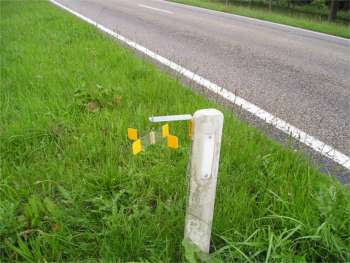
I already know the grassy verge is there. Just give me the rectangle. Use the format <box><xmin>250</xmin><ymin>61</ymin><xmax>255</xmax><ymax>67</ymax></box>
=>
<box><xmin>171</xmin><ymin>0</ymin><xmax>350</xmax><ymax>38</ymax></box>
<box><xmin>1</xmin><ymin>1</ymin><xmax>349</xmax><ymax>261</ymax></box>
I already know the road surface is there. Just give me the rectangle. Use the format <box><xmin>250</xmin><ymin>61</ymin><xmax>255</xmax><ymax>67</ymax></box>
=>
<box><xmin>53</xmin><ymin>0</ymin><xmax>350</xmax><ymax>169</ymax></box>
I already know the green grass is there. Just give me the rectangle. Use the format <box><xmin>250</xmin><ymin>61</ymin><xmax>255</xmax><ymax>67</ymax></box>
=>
<box><xmin>1</xmin><ymin>1</ymin><xmax>350</xmax><ymax>261</ymax></box>
<box><xmin>171</xmin><ymin>0</ymin><xmax>350</xmax><ymax>38</ymax></box>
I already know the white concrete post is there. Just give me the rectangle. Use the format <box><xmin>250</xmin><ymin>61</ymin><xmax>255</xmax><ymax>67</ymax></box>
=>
<box><xmin>184</xmin><ymin>109</ymin><xmax>224</xmax><ymax>253</ymax></box>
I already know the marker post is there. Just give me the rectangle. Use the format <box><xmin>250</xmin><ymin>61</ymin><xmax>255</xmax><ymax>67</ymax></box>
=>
<box><xmin>132</xmin><ymin>109</ymin><xmax>224</xmax><ymax>254</ymax></box>
<box><xmin>184</xmin><ymin>109</ymin><xmax>224</xmax><ymax>253</ymax></box>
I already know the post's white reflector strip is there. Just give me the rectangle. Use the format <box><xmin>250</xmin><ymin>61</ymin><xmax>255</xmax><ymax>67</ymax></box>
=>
<box><xmin>200</xmin><ymin>134</ymin><xmax>215</xmax><ymax>179</ymax></box>
<box><xmin>149</xmin><ymin>114</ymin><xmax>192</xmax><ymax>123</ymax></box>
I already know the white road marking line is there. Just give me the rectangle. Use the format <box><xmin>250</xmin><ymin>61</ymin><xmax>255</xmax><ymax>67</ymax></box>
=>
<box><xmin>138</xmin><ymin>4</ymin><xmax>173</xmax><ymax>14</ymax></box>
<box><xmin>50</xmin><ymin>0</ymin><xmax>350</xmax><ymax>170</ymax></box>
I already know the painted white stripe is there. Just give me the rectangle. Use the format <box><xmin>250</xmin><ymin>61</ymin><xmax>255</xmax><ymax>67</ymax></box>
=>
<box><xmin>49</xmin><ymin>0</ymin><xmax>350</xmax><ymax>170</ymax></box>
<box><xmin>138</xmin><ymin>4</ymin><xmax>173</xmax><ymax>14</ymax></box>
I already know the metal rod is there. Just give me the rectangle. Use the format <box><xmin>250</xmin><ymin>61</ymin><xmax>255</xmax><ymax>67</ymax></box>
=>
<box><xmin>149</xmin><ymin>114</ymin><xmax>192</xmax><ymax>123</ymax></box>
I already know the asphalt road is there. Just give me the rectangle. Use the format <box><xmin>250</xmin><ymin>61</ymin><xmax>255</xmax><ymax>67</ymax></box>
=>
<box><xmin>54</xmin><ymin>0</ymin><xmax>350</xmax><ymax>161</ymax></box>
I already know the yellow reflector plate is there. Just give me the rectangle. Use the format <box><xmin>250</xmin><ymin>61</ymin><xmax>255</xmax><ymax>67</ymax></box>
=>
<box><xmin>167</xmin><ymin>135</ymin><xmax>179</xmax><ymax>149</ymax></box>
<box><xmin>162</xmin><ymin>124</ymin><xmax>169</xmax><ymax>138</ymax></box>
<box><xmin>132</xmin><ymin>139</ymin><xmax>142</xmax><ymax>155</ymax></box>
<box><xmin>128</xmin><ymin>128</ymin><xmax>138</xmax><ymax>141</ymax></box>
<box><xmin>188</xmin><ymin>120</ymin><xmax>193</xmax><ymax>138</ymax></box>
